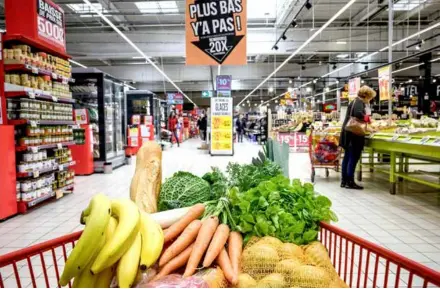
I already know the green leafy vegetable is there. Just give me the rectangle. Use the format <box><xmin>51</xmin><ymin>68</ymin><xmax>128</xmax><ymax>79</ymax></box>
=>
<box><xmin>202</xmin><ymin>167</ymin><xmax>229</xmax><ymax>200</ymax></box>
<box><xmin>229</xmin><ymin>175</ymin><xmax>338</xmax><ymax>245</ymax></box>
<box><xmin>158</xmin><ymin>171</ymin><xmax>212</xmax><ymax>211</ymax></box>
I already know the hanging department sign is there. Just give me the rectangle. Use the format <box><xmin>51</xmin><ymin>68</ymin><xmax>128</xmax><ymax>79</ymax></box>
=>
<box><xmin>185</xmin><ymin>0</ymin><xmax>247</xmax><ymax>65</ymax></box>
<box><xmin>37</xmin><ymin>0</ymin><xmax>66</xmax><ymax>49</ymax></box>
<box><xmin>210</xmin><ymin>97</ymin><xmax>233</xmax><ymax>155</ymax></box>
<box><xmin>348</xmin><ymin>77</ymin><xmax>360</xmax><ymax>100</ymax></box>
<box><xmin>379</xmin><ymin>66</ymin><xmax>391</xmax><ymax>101</ymax></box>
<box><xmin>167</xmin><ymin>93</ymin><xmax>184</xmax><ymax>104</ymax></box>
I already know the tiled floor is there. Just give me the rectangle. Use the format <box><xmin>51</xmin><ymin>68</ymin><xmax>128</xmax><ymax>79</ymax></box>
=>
<box><xmin>0</xmin><ymin>138</ymin><xmax>439</xmax><ymax>287</ymax></box>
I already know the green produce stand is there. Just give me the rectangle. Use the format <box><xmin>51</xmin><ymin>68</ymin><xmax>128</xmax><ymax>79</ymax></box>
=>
<box><xmin>363</xmin><ymin>133</ymin><xmax>440</xmax><ymax>194</ymax></box>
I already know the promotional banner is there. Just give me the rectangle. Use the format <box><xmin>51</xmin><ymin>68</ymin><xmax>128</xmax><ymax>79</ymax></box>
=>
<box><xmin>379</xmin><ymin>66</ymin><xmax>391</xmax><ymax>101</ymax></box>
<box><xmin>5</xmin><ymin>0</ymin><xmax>67</xmax><ymax>55</ymax></box>
<box><xmin>185</xmin><ymin>0</ymin><xmax>247</xmax><ymax>65</ymax></box>
<box><xmin>167</xmin><ymin>93</ymin><xmax>184</xmax><ymax>104</ymax></box>
<box><xmin>216</xmin><ymin>75</ymin><xmax>232</xmax><ymax>91</ymax></box>
<box><xmin>210</xmin><ymin>97</ymin><xmax>233</xmax><ymax>155</ymax></box>
<box><xmin>348</xmin><ymin>77</ymin><xmax>361</xmax><ymax>100</ymax></box>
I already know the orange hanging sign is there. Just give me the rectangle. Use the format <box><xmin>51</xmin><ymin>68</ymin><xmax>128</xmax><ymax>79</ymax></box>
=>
<box><xmin>185</xmin><ymin>0</ymin><xmax>247</xmax><ymax>65</ymax></box>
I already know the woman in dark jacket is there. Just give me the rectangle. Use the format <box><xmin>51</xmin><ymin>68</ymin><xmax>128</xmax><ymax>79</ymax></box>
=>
<box><xmin>340</xmin><ymin>86</ymin><xmax>376</xmax><ymax>189</ymax></box>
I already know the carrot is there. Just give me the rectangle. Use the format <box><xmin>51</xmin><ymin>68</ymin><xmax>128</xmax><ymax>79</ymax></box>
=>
<box><xmin>164</xmin><ymin>204</ymin><xmax>205</xmax><ymax>243</ymax></box>
<box><xmin>153</xmin><ymin>244</ymin><xmax>194</xmax><ymax>281</ymax></box>
<box><xmin>202</xmin><ymin>224</ymin><xmax>230</xmax><ymax>267</ymax></box>
<box><xmin>183</xmin><ymin>216</ymin><xmax>219</xmax><ymax>277</ymax></box>
<box><xmin>159</xmin><ymin>220</ymin><xmax>202</xmax><ymax>267</ymax></box>
<box><xmin>216</xmin><ymin>247</ymin><xmax>237</xmax><ymax>285</ymax></box>
<box><xmin>228</xmin><ymin>231</ymin><xmax>243</xmax><ymax>275</ymax></box>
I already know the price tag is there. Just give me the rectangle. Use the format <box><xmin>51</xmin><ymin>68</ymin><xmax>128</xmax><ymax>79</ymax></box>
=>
<box><xmin>62</xmin><ymin>78</ymin><xmax>68</xmax><ymax>84</ymax></box>
<box><xmin>30</xmin><ymin>120</ymin><xmax>38</xmax><ymax>128</ymax></box>
<box><xmin>391</xmin><ymin>134</ymin><xmax>400</xmax><ymax>141</ymax></box>
<box><xmin>58</xmin><ymin>164</ymin><xmax>64</xmax><ymax>171</ymax></box>
<box><xmin>57</xmin><ymin>143</ymin><xmax>63</xmax><ymax>149</ymax></box>
<box><xmin>33</xmin><ymin>170</ymin><xmax>40</xmax><ymax>178</ymax></box>
<box><xmin>420</xmin><ymin>137</ymin><xmax>430</xmax><ymax>144</ymax></box>
<box><xmin>52</xmin><ymin>73</ymin><xmax>57</xmax><ymax>79</ymax></box>
<box><xmin>31</xmin><ymin>66</ymin><xmax>39</xmax><ymax>74</ymax></box>
<box><xmin>52</xmin><ymin>96</ymin><xmax>58</xmax><ymax>102</ymax></box>
<box><xmin>28</xmin><ymin>92</ymin><xmax>35</xmax><ymax>99</ymax></box>
<box><xmin>30</xmin><ymin>146</ymin><xmax>38</xmax><ymax>153</ymax></box>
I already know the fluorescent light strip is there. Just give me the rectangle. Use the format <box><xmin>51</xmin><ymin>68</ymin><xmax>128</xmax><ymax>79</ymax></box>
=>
<box><xmin>82</xmin><ymin>0</ymin><xmax>195</xmax><ymax>105</ymax></box>
<box><xmin>392</xmin><ymin>63</ymin><xmax>423</xmax><ymax>74</ymax></box>
<box><xmin>307</xmin><ymin>87</ymin><xmax>342</xmax><ymax>99</ymax></box>
<box><xmin>69</xmin><ymin>59</ymin><xmax>87</xmax><ymax>68</ymax></box>
<box><xmin>238</xmin><ymin>0</ymin><xmax>358</xmax><ymax>106</ymax></box>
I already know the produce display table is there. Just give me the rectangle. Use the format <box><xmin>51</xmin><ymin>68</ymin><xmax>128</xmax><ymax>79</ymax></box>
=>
<box><xmin>362</xmin><ymin>133</ymin><xmax>440</xmax><ymax>194</ymax></box>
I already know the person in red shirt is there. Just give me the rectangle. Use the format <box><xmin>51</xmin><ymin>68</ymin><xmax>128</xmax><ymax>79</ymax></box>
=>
<box><xmin>168</xmin><ymin>111</ymin><xmax>179</xmax><ymax>147</ymax></box>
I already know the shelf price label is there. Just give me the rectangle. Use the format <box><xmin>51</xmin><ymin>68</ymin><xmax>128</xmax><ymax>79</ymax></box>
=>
<box><xmin>52</xmin><ymin>96</ymin><xmax>58</xmax><ymax>102</ymax></box>
<box><xmin>58</xmin><ymin>164</ymin><xmax>64</xmax><ymax>171</ymax></box>
<box><xmin>30</xmin><ymin>120</ymin><xmax>38</xmax><ymax>128</ymax></box>
<box><xmin>28</xmin><ymin>92</ymin><xmax>36</xmax><ymax>99</ymax></box>
<box><xmin>52</xmin><ymin>73</ymin><xmax>58</xmax><ymax>79</ymax></box>
<box><xmin>30</xmin><ymin>146</ymin><xmax>38</xmax><ymax>153</ymax></box>
<box><xmin>62</xmin><ymin>78</ymin><xmax>68</xmax><ymax>85</ymax></box>
<box><xmin>57</xmin><ymin>143</ymin><xmax>63</xmax><ymax>149</ymax></box>
<box><xmin>31</xmin><ymin>67</ymin><xmax>39</xmax><ymax>74</ymax></box>
<box><xmin>420</xmin><ymin>137</ymin><xmax>430</xmax><ymax>144</ymax></box>
<box><xmin>33</xmin><ymin>170</ymin><xmax>40</xmax><ymax>178</ymax></box>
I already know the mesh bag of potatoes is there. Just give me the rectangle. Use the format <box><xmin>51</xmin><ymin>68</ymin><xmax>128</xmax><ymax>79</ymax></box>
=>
<box><xmin>238</xmin><ymin>237</ymin><xmax>348</xmax><ymax>288</ymax></box>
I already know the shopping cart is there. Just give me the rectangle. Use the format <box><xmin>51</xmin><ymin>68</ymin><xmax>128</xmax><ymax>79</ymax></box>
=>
<box><xmin>1</xmin><ymin>223</ymin><xmax>440</xmax><ymax>288</ymax></box>
<box><xmin>309</xmin><ymin>129</ymin><xmax>342</xmax><ymax>183</ymax></box>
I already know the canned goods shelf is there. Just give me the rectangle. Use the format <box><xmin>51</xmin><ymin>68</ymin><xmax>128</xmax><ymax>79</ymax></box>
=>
<box><xmin>16</xmin><ymin>161</ymin><xmax>76</xmax><ymax>178</ymax></box>
<box><xmin>5</xmin><ymin>89</ymin><xmax>75</xmax><ymax>104</ymax></box>
<box><xmin>16</xmin><ymin>141</ymin><xmax>76</xmax><ymax>152</ymax></box>
<box><xmin>9</xmin><ymin>119</ymin><xmax>76</xmax><ymax>126</ymax></box>
<box><xmin>4</xmin><ymin>64</ymin><xmax>74</xmax><ymax>83</ymax></box>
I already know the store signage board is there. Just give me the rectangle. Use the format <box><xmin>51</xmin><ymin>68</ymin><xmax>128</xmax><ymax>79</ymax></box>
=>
<box><xmin>74</xmin><ymin>109</ymin><xmax>88</xmax><ymax>125</ymax></box>
<box><xmin>185</xmin><ymin>0</ymin><xmax>247</xmax><ymax>65</ymax></box>
<box><xmin>167</xmin><ymin>93</ymin><xmax>184</xmax><ymax>104</ymax></box>
<box><xmin>202</xmin><ymin>90</ymin><xmax>213</xmax><ymax>98</ymax></box>
<box><xmin>210</xmin><ymin>97</ymin><xmax>233</xmax><ymax>156</ymax></box>
<box><xmin>348</xmin><ymin>78</ymin><xmax>360</xmax><ymax>100</ymax></box>
<box><xmin>216</xmin><ymin>75</ymin><xmax>232</xmax><ymax>91</ymax></box>
<box><xmin>378</xmin><ymin>65</ymin><xmax>391</xmax><ymax>101</ymax></box>
<box><xmin>5</xmin><ymin>0</ymin><xmax>67</xmax><ymax>55</ymax></box>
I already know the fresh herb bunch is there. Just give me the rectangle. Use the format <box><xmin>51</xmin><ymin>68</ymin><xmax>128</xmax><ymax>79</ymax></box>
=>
<box><xmin>226</xmin><ymin>159</ymin><xmax>282</xmax><ymax>192</ymax></box>
<box><xmin>228</xmin><ymin>175</ymin><xmax>338</xmax><ymax>245</ymax></box>
<box><xmin>202</xmin><ymin>167</ymin><xmax>229</xmax><ymax>200</ymax></box>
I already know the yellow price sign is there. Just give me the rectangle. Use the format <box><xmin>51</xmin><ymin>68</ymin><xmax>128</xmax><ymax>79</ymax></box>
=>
<box><xmin>212</xmin><ymin>116</ymin><xmax>232</xmax><ymax>129</ymax></box>
<box><xmin>212</xmin><ymin>141</ymin><xmax>232</xmax><ymax>150</ymax></box>
<box><xmin>212</xmin><ymin>131</ymin><xmax>232</xmax><ymax>142</ymax></box>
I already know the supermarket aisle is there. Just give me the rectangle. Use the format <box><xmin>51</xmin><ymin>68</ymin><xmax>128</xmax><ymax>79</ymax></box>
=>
<box><xmin>0</xmin><ymin>139</ymin><xmax>439</xmax><ymax>286</ymax></box>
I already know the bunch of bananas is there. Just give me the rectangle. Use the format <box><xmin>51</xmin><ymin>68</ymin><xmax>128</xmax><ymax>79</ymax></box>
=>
<box><xmin>59</xmin><ymin>194</ymin><xmax>164</xmax><ymax>288</ymax></box>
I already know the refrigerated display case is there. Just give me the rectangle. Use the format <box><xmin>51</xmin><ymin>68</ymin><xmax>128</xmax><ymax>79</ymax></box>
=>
<box><xmin>70</xmin><ymin>69</ymin><xmax>126</xmax><ymax>172</ymax></box>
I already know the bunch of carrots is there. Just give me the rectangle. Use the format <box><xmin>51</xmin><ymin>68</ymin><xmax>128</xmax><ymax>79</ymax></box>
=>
<box><xmin>153</xmin><ymin>204</ymin><xmax>242</xmax><ymax>285</ymax></box>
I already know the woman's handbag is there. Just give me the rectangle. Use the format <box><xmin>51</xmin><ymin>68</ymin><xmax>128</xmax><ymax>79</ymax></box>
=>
<box><xmin>345</xmin><ymin>98</ymin><xmax>367</xmax><ymax>136</ymax></box>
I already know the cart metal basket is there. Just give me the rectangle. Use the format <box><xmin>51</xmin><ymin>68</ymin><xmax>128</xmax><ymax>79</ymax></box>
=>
<box><xmin>1</xmin><ymin>223</ymin><xmax>440</xmax><ymax>288</ymax></box>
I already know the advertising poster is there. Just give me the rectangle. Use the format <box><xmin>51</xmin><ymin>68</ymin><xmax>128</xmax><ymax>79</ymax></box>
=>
<box><xmin>210</xmin><ymin>97</ymin><xmax>233</xmax><ymax>155</ymax></box>
<box><xmin>185</xmin><ymin>0</ymin><xmax>247</xmax><ymax>65</ymax></box>
<box><xmin>379</xmin><ymin>65</ymin><xmax>391</xmax><ymax>101</ymax></box>
<box><xmin>348</xmin><ymin>77</ymin><xmax>361</xmax><ymax>100</ymax></box>
<box><xmin>167</xmin><ymin>92</ymin><xmax>184</xmax><ymax>104</ymax></box>
<box><xmin>37</xmin><ymin>0</ymin><xmax>66</xmax><ymax>50</ymax></box>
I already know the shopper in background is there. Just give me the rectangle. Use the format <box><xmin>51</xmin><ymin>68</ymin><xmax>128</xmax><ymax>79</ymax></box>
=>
<box><xmin>236</xmin><ymin>114</ymin><xmax>245</xmax><ymax>142</ymax></box>
<box><xmin>168</xmin><ymin>111</ymin><xmax>179</xmax><ymax>147</ymax></box>
<box><xmin>199</xmin><ymin>113</ymin><xmax>207</xmax><ymax>141</ymax></box>
<box><xmin>340</xmin><ymin>85</ymin><xmax>376</xmax><ymax>190</ymax></box>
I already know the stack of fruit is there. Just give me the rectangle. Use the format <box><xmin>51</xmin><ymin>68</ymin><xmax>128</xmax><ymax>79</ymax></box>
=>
<box><xmin>59</xmin><ymin>194</ymin><xmax>164</xmax><ymax>288</ymax></box>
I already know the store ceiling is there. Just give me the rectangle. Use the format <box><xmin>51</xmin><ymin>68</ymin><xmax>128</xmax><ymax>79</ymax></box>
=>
<box><xmin>1</xmin><ymin>0</ymin><xmax>440</xmax><ymax>105</ymax></box>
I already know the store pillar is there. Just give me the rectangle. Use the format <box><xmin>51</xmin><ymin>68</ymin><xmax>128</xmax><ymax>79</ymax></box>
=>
<box><xmin>419</xmin><ymin>52</ymin><xmax>432</xmax><ymax>114</ymax></box>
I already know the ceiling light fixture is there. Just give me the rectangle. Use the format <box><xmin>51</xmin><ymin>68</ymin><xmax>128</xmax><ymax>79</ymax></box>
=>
<box><xmin>83</xmin><ymin>0</ymin><xmax>195</xmax><ymax>105</ymax></box>
<box><xmin>336</xmin><ymin>54</ymin><xmax>349</xmax><ymax>58</ymax></box>
<box><xmin>291</xmin><ymin>20</ymin><xmax>298</xmax><ymax>27</ymax></box>
<box><xmin>282</xmin><ymin>34</ymin><xmax>287</xmax><ymax>41</ymax></box>
<box><xmin>305</xmin><ymin>1</ymin><xmax>312</xmax><ymax>10</ymax></box>
<box><xmin>297</xmin><ymin>76</ymin><xmax>301</xmax><ymax>80</ymax></box>
<box><xmin>273</xmin><ymin>45</ymin><xmax>279</xmax><ymax>50</ymax></box>
<box><xmin>289</xmin><ymin>79</ymin><xmax>293</xmax><ymax>84</ymax></box>
<box><xmin>319</xmin><ymin>61</ymin><xmax>322</xmax><ymax>65</ymax></box>
<box><xmin>69</xmin><ymin>59</ymin><xmax>87</xmax><ymax>68</ymax></box>
<box><xmin>433</xmin><ymin>79</ymin><xmax>437</xmax><ymax>83</ymax></box>
<box><xmin>361</xmin><ymin>80</ymin><xmax>365</xmax><ymax>84</ymax></box>
<box><xmin>301</xmin><ymin>65</ymin><xmax>306</xmax><ymax>70</ymax></box>
<box><xmin>408</xmin><ymin>79</ymin><xmax>413</xmax><ymax>83</ymax></box>
<box><xmin>336</xmin><ymin>41</ymin><xmax>347</xmax><ymax>45</ymax></box>
<box><xmin>364</xmin><ymin>65</ymin><xmax>369</xmax><ymax>70</ymax></box>
<box><xmin>332</xmin><ymin>64</ymin><xmax>337</xmax><ymax>70</ymax></box>
<box><xmin>415</xmin><ymin>44</ymin><xmax>421</xmax><ymax>50</ymax></box>
<box><xmin>239</xmin><ymin>0</ymin><xmax>357</xmax><ymax>106</ymax></box>
<box><xmin>268</xmin><ymin>86</ymin><xmax>274</xmax><ymax>93</ymax></box>
<box><xmin>313</xmin><ymin>79</ymin><xmax>317</xmax><ymax>83</ymax></box>
<box><xmin>306</xmin><ymin>87</ymin><xmax>312</xmax><ymax>92</ymax></box>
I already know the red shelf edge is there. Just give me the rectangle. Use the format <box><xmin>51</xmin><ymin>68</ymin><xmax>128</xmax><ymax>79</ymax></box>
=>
<box><xmin>9</xmin><ymin>119</ymin><xmax>76</xmax><ymax>126</ymax></box>
<box><xmin>5</xmin><ymin>91</ymin><xmax>75</xmax><ymax>104</ymax></box>
<box><xmin>4</xmin><ymin>34</ymin><xmax>71</xmax><ymax>59</ymax></box>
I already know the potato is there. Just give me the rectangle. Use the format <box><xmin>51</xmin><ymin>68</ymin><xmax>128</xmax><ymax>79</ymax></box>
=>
<box><xmin>236</xmin><ymin>273</ymin><xmax>257</xmax><ymax>288</ymax></box>
<box><xmin>257</xmin><ymin>273</ymin><xmax>286</xmax><ymax>288</ymax></box>
<box><xmin>277</xmin><ymin>243</ymin><xmax>305</xmax><ymax>261</ymax></box>
<box><xmin>274</xmin><ymin>259</ymin><xmax>302</xmax><ymax>285</ymax></box>
<box><xmin>291</xmin><ymin>265</ymin><xmax>332</xmax><ymax>288</ymax></box>
<box><xmin>256</xmin><ymin>236</ymin><xmax>283</xmax><ymax>248</ymax></box>
<box><xmin>242</xmin><ymin>244</ymin><xmax>279</xmax><ymax>280</ymax></box>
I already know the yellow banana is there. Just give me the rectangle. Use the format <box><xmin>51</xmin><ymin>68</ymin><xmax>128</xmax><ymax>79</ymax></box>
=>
<box><xmin>139</xmin><ymin>212</ymin><xmax>164</xmax><ymax>270</ymax></box>
<box><xmin>60</xmin><ymin>194</ymin><xmax>111</xmax><ymax>286</ymax></box>
<box><xmin>117</xmin><ymin>232</ymin><xmax>142</xmax><ymax>288</ymax></box>
<box><xmin>94</xmin><ymin>217</ymin><xmax>118</xmax><ymax>288</ymax></box>
<box><xmin>91</xmin><ymin>199</ymin><xmax>141</xmax><ymax>274</ymax></box>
